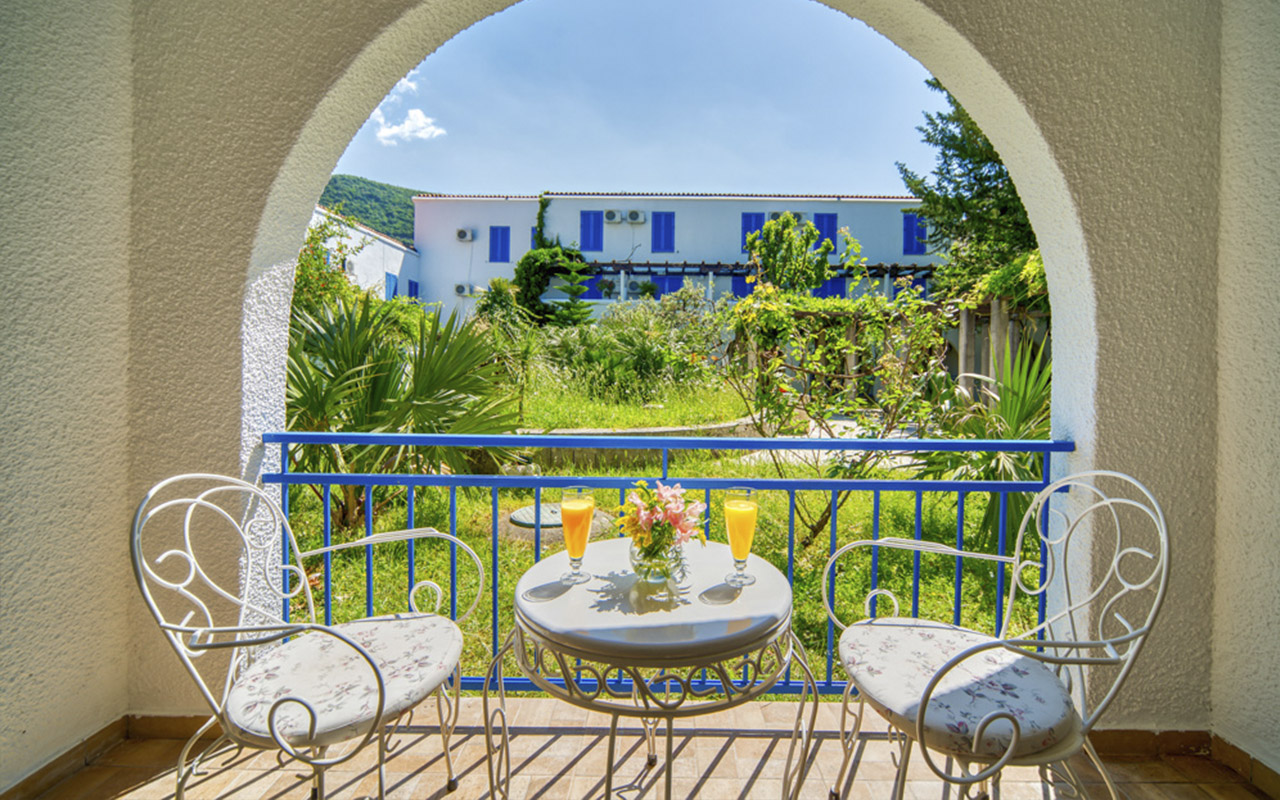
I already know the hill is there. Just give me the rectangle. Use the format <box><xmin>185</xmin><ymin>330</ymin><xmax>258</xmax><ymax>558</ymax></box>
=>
<box><xmin>319</xmin><ymin>174</ymin><xmax>425</xmax><ymax>247</ymax></box>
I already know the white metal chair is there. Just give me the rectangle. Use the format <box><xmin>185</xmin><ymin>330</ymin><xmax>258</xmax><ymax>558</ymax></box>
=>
<box><xmin>131</xmin><ymin>474</ymin><xmax>484</xmax><ymax>799</ymax></box>
<box><xmin>822</xmin><ymin>471</ymin><xmax>1169</xmax><ymax>800</ymax></box>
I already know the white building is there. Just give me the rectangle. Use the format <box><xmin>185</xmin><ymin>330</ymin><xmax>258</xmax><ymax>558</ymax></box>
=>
<box><xmin>411</xmin><ymin>192</ymin><xmax>942</xmax><ymax>314</ymax></box>
<box><xmin>311</xmin><ymin>206</ymin><xmax>420</xmax><ymax>300</ymax></box>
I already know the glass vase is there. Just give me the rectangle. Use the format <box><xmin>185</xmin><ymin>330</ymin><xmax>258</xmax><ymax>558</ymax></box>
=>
<box><xmin>629</xmin><ymin>539</ymin><xmax>685</xmax><ymax>586</ymax></box>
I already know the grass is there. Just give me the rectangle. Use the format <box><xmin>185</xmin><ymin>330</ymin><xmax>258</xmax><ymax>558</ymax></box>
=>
<box><xmin>517</xmin><ymin>377</ymin><xmax>749</xmax><ymax>431</ymax></box>
<box><xmin>284</xmin><ymin>450</ymin><xmax>1041</xmax><ymax>693</ymax></box>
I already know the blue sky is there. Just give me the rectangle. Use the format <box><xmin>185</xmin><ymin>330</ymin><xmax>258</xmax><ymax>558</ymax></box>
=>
<box><xmin>333</xmin><ymin>0</ymin><xmax>946</xmax><ymax>196</ymax></box>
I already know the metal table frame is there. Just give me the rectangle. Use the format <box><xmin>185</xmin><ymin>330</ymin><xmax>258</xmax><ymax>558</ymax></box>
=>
<box><xmin>482</xmin><ymin>546</ymin><xmax>818</xmax><ymax>799</ymax></box>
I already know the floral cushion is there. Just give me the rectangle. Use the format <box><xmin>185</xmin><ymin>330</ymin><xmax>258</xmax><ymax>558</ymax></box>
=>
<box><xmin>224</xmin><ymin>613</ymin><xmax>462</xmax><ymax>747</ymax></box>
<box><xmin>839</xmin><ymin>619</ymin><xmax>1077</xmax><ymax>759</ymax></box>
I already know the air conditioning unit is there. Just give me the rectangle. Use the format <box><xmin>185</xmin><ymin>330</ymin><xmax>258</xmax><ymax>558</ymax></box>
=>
<box><xmin>455</xmin><ymin>228</ymin><xmax>475</xmax><ymax>241</ymax></box>
<box><xmin>627</xmin><ymin>280</ymin><xmax>641</xmax><ymax>293</ymax></box>
<box><xmin>767</xmin><ymin>211</ymin><xmax>804</xmax><ymax>224</ymax></box>
<box><xmin>604</xmin><ymin>209</ymin><xmax>625</xmax><ymax>224</ymax></box>
<box><xmin>626</xmin><ymin>210</ymin><xmax>646</xmax><ymax>224</ymax></box>
<box><xmin>453</xmin><ymin>283</ymin><xmax>469</xmax><ymax>296</ymax></box>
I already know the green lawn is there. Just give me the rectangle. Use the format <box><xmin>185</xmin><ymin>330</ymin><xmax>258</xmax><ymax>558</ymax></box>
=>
<box><xmin>285</xmin><ymin>450</ymin><xmax>1040</xmax><ymax>691</ymax></box>
<box><xmin>517</xmin><ymin>380</ymin><xmax>749</xmax><ymax>431</ymax></box>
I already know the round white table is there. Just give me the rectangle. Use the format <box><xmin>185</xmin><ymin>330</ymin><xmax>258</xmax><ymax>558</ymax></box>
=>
<box><xmin>483</xmin><ymin>537</ymin><xmax>817</xmax><ymax>799</ymax></box>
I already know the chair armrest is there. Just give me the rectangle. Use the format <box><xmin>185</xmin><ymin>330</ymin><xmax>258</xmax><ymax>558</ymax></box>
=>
<box><xmin>161</xmin><ymin>620</ymin><xmax>309</xmax><ymax>652</ymax></box>
<box><xmin>299</xmin><ymin>527</ymin><xmax>486</xmax><ymax>624</ymax></box>
<box><xmin>822</xmin><ymin>538</ymin><xmax>1016</xmax><ymax>629</ymax></box>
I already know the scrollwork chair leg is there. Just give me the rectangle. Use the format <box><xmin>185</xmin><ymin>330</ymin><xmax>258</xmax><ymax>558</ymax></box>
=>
<box><xmin>376</xmin><ymin>726</ymin><xmax>391</xmax><ymax>800</ymax></box>
<box><xmin>1047</xmin><ymin>753</ymin><xmax>1092</xmax><ymax>800</ymax></box>
<box><xmin>891</xmin><ymin>733</ymin><xmax>913</xmax><ymax>800</ymax></box>
<box><xmin>829</xmin><ymin>684</ymin><xmax>865</xmax><ymax>800</ymax></box>
<box><xmin>310</xmin><ymin>764</ymin><xmax>325</xmax><ymax>800</ymax></box>
<box><xmin>175</xmin><ymin>716</ymin><xmax>222</xmax><ymax>800</ymax></box>
<box><xmin>437</xmin><ymin>664</ymin><xmax>461</xmax><ymax>792</ymax></box>
<box><xmin>1083</xmin><ymin>738</ymin><xmax>1121</xmax><ymax>799</ymax></box>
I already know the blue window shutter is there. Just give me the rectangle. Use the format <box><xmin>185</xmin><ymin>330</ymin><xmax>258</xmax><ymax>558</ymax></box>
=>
<box><xmin>385</xmin><ymin>272</ymin><xmax>398</xmax><ymax>300</ymax></box>
<box><xmin>652</xmin><ymin>212</ymin><xmax>675</xmax><ymax>253</ymax></box>
<box><xmin>407</xmin><ymin>279</ymin><xmax>419</xmax><ymax>298</ymax></box>
<box><xmin>489</xmin><ymin>226</ymin><xmax>510</xmax><ymax>262</ymax></box>
<box><xmin>912</xmin><ymin>274</ymin><xmax>928</xmax><ymax>299</ymax></box>
<box><xmin>904</xmin><ymin>213</ymin><xmax>927</xmax><ymax>255</ymax></box>
<box><xmin>813</xmin><ymin>276</ymin><xmax>845</xmax><ymax>299</ymax></box>
<box><xmin>731</xmin><ymin>275</ymin><xmax>751</xmax><ymax>297</ymax></box>
<box><xmin>580</xmin><ymin>211</ymin><xmax>604</xmax><ymax>251</ymax></box>
<box><xmin>814</xmin><ymin>213</ymin><xmax>838</xmax><ymax>251</ymax></box>
<box><xmin>741</xmin><ymin>212</ymin><xmax>765</xmax><ymax>251</ymax></box>
<box><xmin>531</xmin><ymin>226</ymin><xmax>538</xmax><ymax>249</ymax></box>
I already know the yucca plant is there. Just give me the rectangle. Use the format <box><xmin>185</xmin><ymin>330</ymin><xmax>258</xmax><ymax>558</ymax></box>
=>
<box><xmin>287</xmin><ymin>295</ymin><xmax>517</xmax><ymax>527</ymax></box>
<box><xmin>917</xmin><ymin>337</ymin><xmax>1051</xmax><ymax>551</ymax></box>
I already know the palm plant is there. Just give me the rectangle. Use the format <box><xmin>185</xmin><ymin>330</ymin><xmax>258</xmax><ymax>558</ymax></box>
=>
<box><xmin>287</xmin><ymin>295</ymin><xmax>516</xmax><ymax>527</ymax></box>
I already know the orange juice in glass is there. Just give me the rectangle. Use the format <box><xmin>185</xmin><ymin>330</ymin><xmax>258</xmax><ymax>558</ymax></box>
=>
<box><xmin>723</xmin><ymin>487</ymin><xmax>757</xmax><ymax>587</ymax></box>
<box><xmin>560</xmin><ymin>486</ymin><xmax>594</xmax><ymax>585</ymax></box>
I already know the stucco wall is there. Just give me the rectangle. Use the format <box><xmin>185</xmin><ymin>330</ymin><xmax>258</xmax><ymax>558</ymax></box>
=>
<box><xmin>0</xmin><ymin>0</ymin><xmax>133</xmax><ymax>788</ymax></box>
<box><xmin>1214</xmin><ymin>0</ymin><xmax>1280</xmax><ymax>772</ymax></box>
<box><xmin>845</xmin><ymin>0</ymin><xmax>1221</xmax><ymax>731</ymax></box>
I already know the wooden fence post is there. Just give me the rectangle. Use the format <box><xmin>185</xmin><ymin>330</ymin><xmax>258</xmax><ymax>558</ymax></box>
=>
<box><xmin>958</xmin><ymin>308</ymin><xmax>975</xmax><ymax>395</ymax></box>
<box><xmin>989</xmin><ymin>298</ymin><xmax>1009</xmax><ymax>383</ymax></box>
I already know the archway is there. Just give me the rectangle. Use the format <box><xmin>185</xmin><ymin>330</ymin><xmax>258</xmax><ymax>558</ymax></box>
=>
<box><xmin>240</xmin><ymin>0</ymin><xmax>1100</xmax><ymax>724</ymax></box>
<box><xmin>246</xmin><ymin>0</ymin><xmax>1094</xmax><ymax>485</ymax></box>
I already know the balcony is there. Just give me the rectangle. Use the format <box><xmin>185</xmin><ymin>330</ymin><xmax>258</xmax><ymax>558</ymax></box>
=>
<box><xmin>11</xmin><ymin>433</ymin><xmax>1269</xmax><ymax>800</ymax></box>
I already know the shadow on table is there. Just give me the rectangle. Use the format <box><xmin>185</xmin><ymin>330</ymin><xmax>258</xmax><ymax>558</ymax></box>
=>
<box><xmin>586</xmin><ymin>570</ymin><xmax>693</xmax><ymax>615</ymax></box>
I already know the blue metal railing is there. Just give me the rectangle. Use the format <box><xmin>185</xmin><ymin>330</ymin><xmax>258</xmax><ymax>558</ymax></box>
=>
<box><xmin>261</xmin><ymin>432</ymin><xmax>1073</xmax><ymax>695</ymax></box>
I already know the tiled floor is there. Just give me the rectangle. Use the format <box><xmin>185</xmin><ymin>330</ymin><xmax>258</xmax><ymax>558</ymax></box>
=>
<box><xmin>35</xmin><ymin>699</ymin><xmax>1268</xmax><ymax>800</ymax></box>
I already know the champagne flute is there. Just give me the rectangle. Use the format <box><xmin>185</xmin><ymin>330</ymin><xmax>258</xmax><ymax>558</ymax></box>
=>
<box><xmin>560</xmin><ymin>486</ymin><xmax>594</xmax><ymax>585</ymax></box>
<box><xmin>723</xmin><ymin>487</ymin><xmax>757</xmax><ymax>587</ymax></box>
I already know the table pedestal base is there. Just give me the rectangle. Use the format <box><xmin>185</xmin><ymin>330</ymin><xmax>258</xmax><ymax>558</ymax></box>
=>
<box><xmin>483</xmin><ymin>626</ymin><xmax>818</xmax><ymax>800</ymax></box>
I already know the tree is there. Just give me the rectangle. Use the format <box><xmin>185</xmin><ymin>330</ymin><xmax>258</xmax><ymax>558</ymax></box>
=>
<box><xmin>897</xmin><ymin>79</ymin><xmax>1038</xmax><ymax>301</ymax></box>
<box><xmin>744</xmin><ymin>212</ymin><xmax>835</xmax><ymax>292</ymax></box>
<box><xmin>513</xmin><ymin>245</ymin><xmax>585</xmax><ymax>324</ymax></box>
<box><xmin>292</xmin><ymin>208</ymin><xmax>366</xmax><ymax>315</ymax></box>
<box><xmin>724</xmin><ymin>211</ymin><xmax>956</xmax><ymax>547</ymax></box>
<box><xmin>552</xmin><ymin>259</ymin><xmax>595</xmax><ymax>327</ymax></box>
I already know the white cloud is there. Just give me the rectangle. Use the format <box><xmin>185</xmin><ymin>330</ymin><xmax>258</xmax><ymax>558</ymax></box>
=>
<box><xmin>390</xmin><ymin>68</ymin><xmax>421</xmax><ymax>99</ymax></box>
<box><xmin>372</xmin><ymin>107</ymin><xmax>447</xmax><ymax>146</ymax></box>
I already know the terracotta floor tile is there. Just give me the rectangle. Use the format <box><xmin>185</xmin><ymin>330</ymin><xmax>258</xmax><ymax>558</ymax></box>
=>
<box><xmin>32</xmin><ymin>766</ymin><xmax>121</xmax><ymax>800</ymax></box>
<box><xmin>1164</xmin><ymin>756</ymin><xmax>1249</xmax><ymax>784</ymax></box>
<box><xmin>1106</xmin><ymin>757</ymin><xmax>1193</xmax><ymax>784</ymax></box>
<box><xmin>1197</xmin><ymin>785</ymin><xmax>1270</xmax><ymax>800</ymax></box>
<box><xmin>96</xmin><ymin>739</ymin><xmax>189</xmax><ymax>769</ymax></box>
<box><xmin>1120</xmin><ymin>782</ymin><xmax>1215</xmax><ymax>799</ymax></box>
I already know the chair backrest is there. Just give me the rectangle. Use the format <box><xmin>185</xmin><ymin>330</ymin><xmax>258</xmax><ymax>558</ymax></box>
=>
<box><xmin>131</xmin><ymin>474</ymin><xmax>314</xmax><ymax>715</ymax></box>
<box><xmin>1002</xmin><ymin>470</ymin><xmax>1169</xmax><ymax>731</ymax></box>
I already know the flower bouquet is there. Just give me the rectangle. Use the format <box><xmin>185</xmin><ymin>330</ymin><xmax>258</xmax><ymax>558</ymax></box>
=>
<box><xmin>615</xmin><ymin>480</ymin><xmax>707</xmax><ymax>585</ymax></box>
